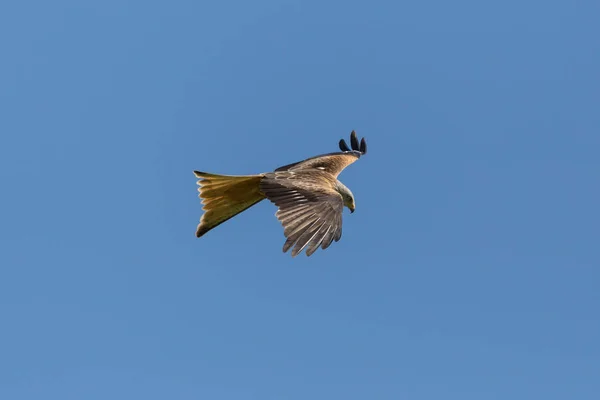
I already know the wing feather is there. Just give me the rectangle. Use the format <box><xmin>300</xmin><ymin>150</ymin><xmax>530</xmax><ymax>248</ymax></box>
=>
<box><xmin>292</xmin><ymin>218</ymin><xmax>326</xmax><ymax>257</ymax></box>
<box><xmin>260</xmin><ymin>171</ymin><xmax>344</xmax><ymax>257</ymax></box>
<box><xmin>305</xmin><ymin>206</ymin><xmax>337</xmax><ymax>255</ymax></box>
<box><xmin>274</xmin><ymin>131</ymin><xmax>367</xmax><ymax>178</ymax></box>
<box><xmin>350</xmin><ymin>130</ymin><xmax>360</xmax><ymax>151</ymax></box>
<box><xmin>274</xmin><ymin>152</ymin><xmax>361</xmax><ymax>178</ymax></box>
<box><xmin>320</xmin><ymin>223</ymin><xmax>336</xmax><ymax>250</ymax></box>
<box><xmin>308</xmin><ymin>224</ymin><xmax>331</xmax><ymax>256</ymax></box>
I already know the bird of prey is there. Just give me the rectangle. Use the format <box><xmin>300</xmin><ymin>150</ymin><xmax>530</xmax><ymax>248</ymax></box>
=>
<box><xmin>193</xmin><ymin>131</ymin><xmax>367</xmax><ymax>257</ymax></box>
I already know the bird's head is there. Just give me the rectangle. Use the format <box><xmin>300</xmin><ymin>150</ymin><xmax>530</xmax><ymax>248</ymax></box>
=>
<box><xmin>336</xmin><ymin>181</ymin><xmax>356</xmax><ymax>213</ymax></box>
<box><xmin>347</xmin><ymin>198</ymin><xmax>356</xmax><ymax>213</ymax></box>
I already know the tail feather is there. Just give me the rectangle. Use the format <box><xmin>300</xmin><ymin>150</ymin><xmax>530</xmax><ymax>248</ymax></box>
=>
<box><xmin>193</xmin><ymin>171</ymin><xmax>265</xmax><ymax>237</ymax></box>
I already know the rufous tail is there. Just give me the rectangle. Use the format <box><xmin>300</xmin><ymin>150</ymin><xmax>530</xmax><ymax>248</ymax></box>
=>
<box><xmin>193</xmin><ymin>171</ymin><xmax>266</xmax><ymax>237</ymax></box>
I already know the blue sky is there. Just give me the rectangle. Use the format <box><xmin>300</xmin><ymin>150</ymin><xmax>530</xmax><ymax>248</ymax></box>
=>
<box><xmin>1</xmin><ymin>1</ymin><xmax>599</xmax><ymax>399</ymax></box>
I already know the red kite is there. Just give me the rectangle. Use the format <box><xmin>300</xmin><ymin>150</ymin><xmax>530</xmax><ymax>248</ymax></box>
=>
<box><xmin>194</xmin><ymin>131</ymin><xmax>367</xmax><ymax>256</ymax></box>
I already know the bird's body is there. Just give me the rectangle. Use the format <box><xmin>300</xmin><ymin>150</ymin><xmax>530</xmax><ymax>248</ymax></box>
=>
<box><xmin>194</xmin><ymin>131</ymin><xmax>367</xmax><ymax>256</ymax></box>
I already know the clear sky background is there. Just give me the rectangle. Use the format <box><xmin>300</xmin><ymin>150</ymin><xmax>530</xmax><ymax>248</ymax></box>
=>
<box><xmin>1</xmin><ymin>1</ymin><xmax>599</xmax><ymax>399</ymax></box>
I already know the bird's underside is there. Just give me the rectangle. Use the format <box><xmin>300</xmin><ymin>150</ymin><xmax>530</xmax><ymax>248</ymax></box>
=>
<box><xmin>193</xmin><ymin>131</ymin><xmax>367</xmax><ymax>257</ymax></box>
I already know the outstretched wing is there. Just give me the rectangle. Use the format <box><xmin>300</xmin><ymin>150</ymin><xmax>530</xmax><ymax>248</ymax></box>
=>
<box><xmin>260</xmin><ymin>171</ymin><xmax>344</xmax><ymax>257</ymax></box>
<box><xmin>275</xmin><ymin>131</ymin><xmax>367</xmax><ymax>178</ymax></box>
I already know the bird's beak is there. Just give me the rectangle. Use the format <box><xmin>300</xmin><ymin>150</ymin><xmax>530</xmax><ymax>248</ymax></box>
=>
<box><xmin>350</xmin><ymin>206</ymin><xmax>355</xmax><ymax>213</ymax></box>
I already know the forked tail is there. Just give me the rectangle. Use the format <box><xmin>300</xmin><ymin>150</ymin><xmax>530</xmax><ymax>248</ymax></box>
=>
<box><xmin>193</xmin><ymin>171</ymin><xmax>266</xmax><ymax>237</ymax></box>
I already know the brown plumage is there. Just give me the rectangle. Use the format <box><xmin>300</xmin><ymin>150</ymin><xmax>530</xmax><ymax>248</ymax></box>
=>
<box><xmin>194</xmin><ymin>131</ymin><xmax>367</xmax><ymax>257</ymax></box>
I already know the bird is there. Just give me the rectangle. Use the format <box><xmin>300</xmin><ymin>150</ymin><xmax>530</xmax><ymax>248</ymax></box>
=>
<box><xmin>193</xmin><ymin>130</ymin><xmax>367</xmax><ymax>257</ymax></box>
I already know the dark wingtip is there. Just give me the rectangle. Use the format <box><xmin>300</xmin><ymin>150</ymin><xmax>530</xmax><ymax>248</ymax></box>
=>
<box><xmin>339</xmin><ymin>139</ymin><xmax>351</xmax><ymax>152</ymax></box>
<box><xmin>360</xmin><ymin>137</ymin><xmax>367</xmax><ymax>154</ymax></box>
<box><xmin>350</xmin><ymin>130</ymin><xmax>359</xmax><ymax>151</ymax></box>
<box><xmin>341</xmin><ymin>131</ymin><xmax>367</xmax><ymax>155</ymax></box>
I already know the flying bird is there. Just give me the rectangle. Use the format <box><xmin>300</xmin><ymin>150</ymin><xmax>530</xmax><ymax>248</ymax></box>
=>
<box><xmin>193</xmin><ymin>131</ymin><xmax>367</xmax><ymax>257</ymax></box>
